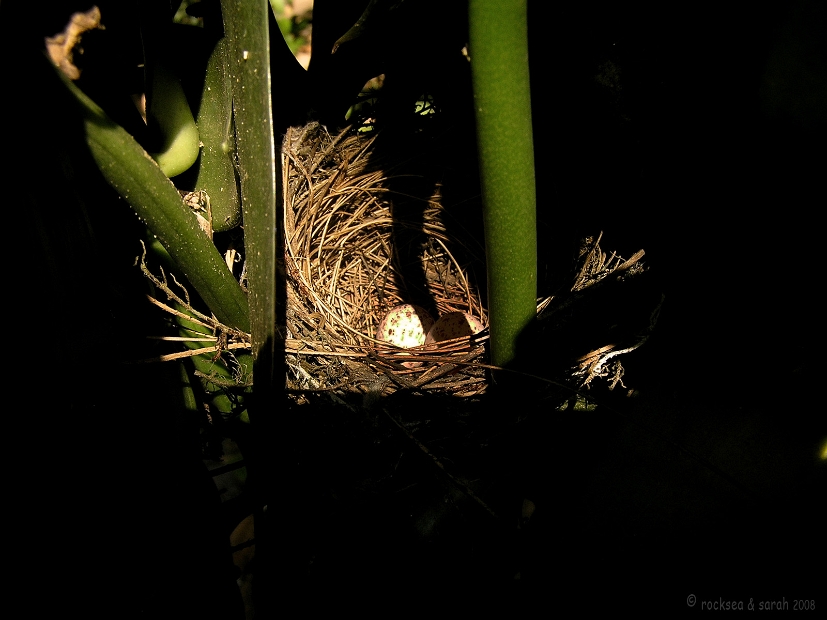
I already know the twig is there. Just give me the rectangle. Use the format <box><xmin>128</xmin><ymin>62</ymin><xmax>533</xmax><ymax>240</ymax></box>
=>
<box><xmin>133</xmin><ymin>341</ymin><xmax>251</xmax><ymax>363</ymax></box>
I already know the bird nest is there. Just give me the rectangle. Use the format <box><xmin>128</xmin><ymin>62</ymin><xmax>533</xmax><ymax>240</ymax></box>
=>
<box><xmin>280</xmin><ymin>121</ymin><xmax>663</xmax><ymax>402</ymax></box>
<box><xmin>282</xmin><ymin>122</ymin><xmax>490</xmax><ymax>398</ymax></box>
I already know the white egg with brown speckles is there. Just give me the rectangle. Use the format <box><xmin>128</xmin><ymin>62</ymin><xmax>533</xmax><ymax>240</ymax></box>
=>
<box><xmin>425</xmin><ymin>312</ymin><xmax>484</xmax><ymax>344</ymax></box>
<box><xmin>375</xmin><ymin>304</ymin><xmax>435</xmax><ymax>348</ymax></box>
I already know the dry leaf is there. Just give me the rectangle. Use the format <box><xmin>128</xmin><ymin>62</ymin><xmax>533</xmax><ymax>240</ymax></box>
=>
<box><xmin>45</xmin><ymin>6</ymin><xmax>104</xmax><ymax>80</ymax></box>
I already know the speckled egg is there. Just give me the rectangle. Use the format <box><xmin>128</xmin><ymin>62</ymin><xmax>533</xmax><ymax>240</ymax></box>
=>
<box><xmin>375</xmin><ymin>304</ymin><xmax>435</xmax><ymax>348</ymax></box>
<box><xmin>425</xmin><ymin>311</ymin><xmax>484</xmax><ymax>344</ymax></box>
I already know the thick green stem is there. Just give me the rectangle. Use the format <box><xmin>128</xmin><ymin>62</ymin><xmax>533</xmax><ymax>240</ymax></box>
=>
<box><xmin>469</xmin><ymin>0</ymin><xmax>537</xmax><ymax>368</ymax></box>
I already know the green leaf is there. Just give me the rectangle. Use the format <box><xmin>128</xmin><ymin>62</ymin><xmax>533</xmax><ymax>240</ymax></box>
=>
<box><xmin>55</xmin><ymin>56</ymin><xmax>250</xmax><ymax>333</ymax></box>
<box><xmin>146</xmin><ymin>62</ymin><xmax>201</xmax><ymax>178</ymax></box>
<box><xmin>194</xmin><ymin>37</ymin><xmax>242</xmax><ymax>232</ymax></box>
<box><xmin>221</xmin><ymin>0</ymin><xmax>278</xmax><ymax>386</ymax></box>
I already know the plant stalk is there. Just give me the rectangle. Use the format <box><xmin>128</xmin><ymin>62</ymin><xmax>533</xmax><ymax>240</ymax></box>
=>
<box><xmin>469</xmin><ymin>0</ymin><xmax>537</xmax><ymax>368</ymax></box>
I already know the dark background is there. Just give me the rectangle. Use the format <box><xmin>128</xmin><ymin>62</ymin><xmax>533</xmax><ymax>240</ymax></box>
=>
<box><xmin>523</xmin><ymin>0</ymin><xmax>824</xmax><ymax>610</ymax></box>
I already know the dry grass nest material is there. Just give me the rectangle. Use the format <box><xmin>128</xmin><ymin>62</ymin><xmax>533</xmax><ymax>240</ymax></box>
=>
<box><xmin>282</xmin><ymin>122</ymin><xmax>490</xmax><ymax>398</ymax></box>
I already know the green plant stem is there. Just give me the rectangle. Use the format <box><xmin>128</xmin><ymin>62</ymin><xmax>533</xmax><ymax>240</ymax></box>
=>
<box><xmin>219</xmin><ymin>4</ymin><xmax>280</xmax><ymax>612</ymax></box>
<box><xmin>194</xmin><ymin>37</ymin><xmax>242</xmax><ymax>232</ymax></box>
<box><xmin>469</xmin><ymin>0</ymin><xmax>537</xmax><ymax>368</ymax></box>
<box><xmin>221</xmin><ymin>0</ymin><xmax>278</xmax><ymax>387</ymax></box>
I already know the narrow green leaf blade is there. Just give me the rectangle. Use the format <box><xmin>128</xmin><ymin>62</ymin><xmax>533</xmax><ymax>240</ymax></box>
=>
<box><xmin>58</xmin><ymin>60</ymin><xmax>250</xmax><ymax>333</ymax></box>
<box><xmin>221</xmin><ymin>0</ymin><xmax>278</xmax><ymax>385</ymax></box>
